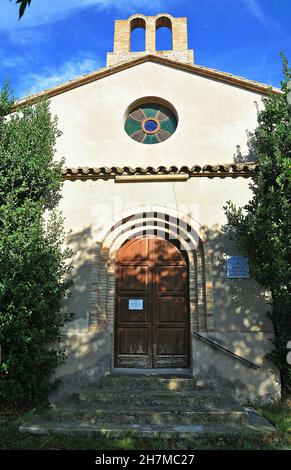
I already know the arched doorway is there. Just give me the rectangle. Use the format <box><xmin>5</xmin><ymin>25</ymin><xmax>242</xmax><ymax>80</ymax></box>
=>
<box><xmin>114</xmin><ymin>236</ymin><xmax>190</xmax><ymax>368</ymax></box>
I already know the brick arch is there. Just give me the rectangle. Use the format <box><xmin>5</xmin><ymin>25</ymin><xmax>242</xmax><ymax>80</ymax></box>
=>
<box><xmin>155</xmin><ymin>13</ymin><xmax>175</xmax><ymax>21</ymax></box>
<box><xmin>155</xmin><ymin>15</ymin><xmax>173</xmax><ymax>51</ymax></box>
<box><xmin>130</xmin><ymin>17</ymin><xmax>146</xmax><ymax>52</ymax></box>
<box><xmin>89</xmin><ymin>208</ymin><xmax>215</xmax><ymax>343</ymax></box>
<box><xmin>108</xmin><ymin>13</ymin><xmax>193</xmax><ymax>66</ymax></box>
<box><xmin>99</xmin><ymin>204</ymin><xmax>200</xmax><ymax>249</ymax></box>
<box><xmin>156</xmin><ymin>16</ymin><xmax>173</xmax><ymax>32</ymax></box>
<box><xmin>103</xmin><ymin>213</ymin><xmax>200</xmax><ymax>261</ymax></box>
<box><xmin>128</xmin><ymin>13</ymin><xmax>149</xmax><ymax>23</ymax></box>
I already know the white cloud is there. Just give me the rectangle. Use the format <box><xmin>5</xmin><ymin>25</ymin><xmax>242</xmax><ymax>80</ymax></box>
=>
<box><xmin>19</xmin><ymin>54</ymin><xmax>102</xmax><ymax>97</ymax></box>
<box><xmin>0</xmin><ymin>0</ymin><xmax>165</xmax><ymax>31</ymax></box>
<box><xmin>241</xmin><ymin>0</ymin><xmax>281</xmax><ymax>30</ymax></box>
<box><xmin>6</xmin><ymin>28</ymin><xmax>48</xmax><ymax>45</ymax></box>
<box><xmin>243</xmin><ymin>0</ymin><xmax>266</xmax><ymax>24</ymax></box>
<box><xmin>1</xmin><ymin>54</ymin><xmax>28</xmax><ymax>68</ymax></box>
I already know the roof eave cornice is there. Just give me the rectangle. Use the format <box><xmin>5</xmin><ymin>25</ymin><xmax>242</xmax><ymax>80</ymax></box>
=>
<box><xmin>13</xmin><ymin>55</ymin><xmax>282</xmax><ymax>111</ymax></box>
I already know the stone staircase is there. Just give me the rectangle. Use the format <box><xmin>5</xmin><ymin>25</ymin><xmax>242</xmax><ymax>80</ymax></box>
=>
<box><xmin>19</xmin><ymin>374</ymin><xmax>275</xmax><ymax>437</ymax></box>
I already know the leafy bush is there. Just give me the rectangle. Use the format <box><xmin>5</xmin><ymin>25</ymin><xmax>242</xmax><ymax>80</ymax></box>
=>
<box><xmin>224</xmin><ymin>55</ymin><xmax>291</xmax><ymax>393</ymax></box>
<box><xmin>0</xmin><ymin>82</ymin><xmax>71</xmax><ymax>405</ymax></box>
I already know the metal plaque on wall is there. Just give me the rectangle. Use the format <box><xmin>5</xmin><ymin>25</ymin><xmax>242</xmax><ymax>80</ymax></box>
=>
<box><xmin>227</xmin><ymin>256</ymin><xmax>250</xmax><ymax>279</ymax></box>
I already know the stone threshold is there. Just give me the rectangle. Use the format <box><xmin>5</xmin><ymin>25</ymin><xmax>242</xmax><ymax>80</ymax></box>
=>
<box><xmin>110</xmin><ymin>368</ymin><xmax>192</xmax><ymax>377</ymax></box>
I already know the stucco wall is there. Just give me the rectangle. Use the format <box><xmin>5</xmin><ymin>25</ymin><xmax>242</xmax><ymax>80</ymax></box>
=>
<box><xmin>48</xmin><ymin>61</ymin><xmax>279</xmax><ymax>401</ymax></box>
<box><xmin>49</xmin><ymin>61</ymin><xmax>262</xmax><ymax>168</ymax></box>
<box><xmin>192</xmin><ymin>332</ymin><xmax>280</xmax><ymax>402</ymax></box>
<box><xmin>59</xmin><ymin>177</ymin><xmax>273</xmax><ymax>331</ymax></box>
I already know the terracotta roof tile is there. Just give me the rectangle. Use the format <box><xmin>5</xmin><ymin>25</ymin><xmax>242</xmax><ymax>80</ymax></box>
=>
<box><xmin>62</xmin><ymin>163</ymin><xmax>259</xmax><ymax>180</ymax></box>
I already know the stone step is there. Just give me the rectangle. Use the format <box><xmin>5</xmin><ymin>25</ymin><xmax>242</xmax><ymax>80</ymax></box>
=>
<box><xmin>19</xmin><ymin>408</ymin><xmax>276</xmax><ymax>438</ymax></box>
<box><xmin>19</xmin><ymin>372</ymin><xmax>276</xmax><ymax>439</ymax></box>
<box><xmin>93</xmin><ymin>375</ymin><xmax>197</xmax><ymax>393</ymax></box>
<box><xmin>77</xmin><ymin>389</ymin><xmax>234</xmax><ymax>407</ymax></box>
<box><xmin>42</xmin><ymin>403</ymin><xmax>248</xmax><ymax>426</ymax></box>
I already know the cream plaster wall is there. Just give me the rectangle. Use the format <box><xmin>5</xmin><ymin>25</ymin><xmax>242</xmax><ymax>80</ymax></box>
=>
<box><xmin>49</xmin><ymin>61</ymin><xmax>263</xmax><ymax>168</ymax></box>
<box><xmin>192</xmin><ymin>333</ymin><xmax>280</xmax><ymax>401</ymax></box>
<box><xmin>59</xmin><ymin>177</ymin><xmax>273</xmax><ymax>333</ymax></box>
<box><xmin>48</xmin><ymin>61</ymin><xmax>279</xmax><ymax>401</ymax></box>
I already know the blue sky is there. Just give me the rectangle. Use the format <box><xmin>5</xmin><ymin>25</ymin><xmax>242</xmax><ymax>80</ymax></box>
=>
<box><xmin>0</xmin><ymin>0</ymin><xmax>290</xmax><ymax>99</ymax></box>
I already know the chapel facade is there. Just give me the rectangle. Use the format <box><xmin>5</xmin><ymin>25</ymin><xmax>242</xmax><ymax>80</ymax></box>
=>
<box><xmin>19</xmin><ymin>14</ymin><xmax>281</xmax><ymax>401</ymax></box>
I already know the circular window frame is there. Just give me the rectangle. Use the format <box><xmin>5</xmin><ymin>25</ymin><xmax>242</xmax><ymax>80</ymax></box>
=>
<box><xmin>123</xmin><ymin>97</ymin><xmax>179</xmax><ymax>145</ymax></box>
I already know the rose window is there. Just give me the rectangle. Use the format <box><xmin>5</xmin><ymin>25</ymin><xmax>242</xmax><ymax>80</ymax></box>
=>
<box><xmin>124</xmin><ymin>103</ymin><xmax>177</xmax><ymax>144</ymax></box>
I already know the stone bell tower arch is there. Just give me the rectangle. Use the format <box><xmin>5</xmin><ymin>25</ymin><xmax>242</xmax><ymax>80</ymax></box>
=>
<box><xmin>106</xmin><ymin>13</ymin><xmax>194</xmax><ymax>66</ymax></box>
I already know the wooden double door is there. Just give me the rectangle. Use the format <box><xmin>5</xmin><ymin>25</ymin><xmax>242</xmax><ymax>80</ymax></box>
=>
<box><xmin>115</xmin><ymin>236</ymin><xmax>190</xmax><ymax>368</ymax></box>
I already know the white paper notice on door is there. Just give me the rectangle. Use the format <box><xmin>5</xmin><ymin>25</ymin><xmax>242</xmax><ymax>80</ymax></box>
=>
<box><xmin>128</xmin><ymin>299</ymin><xmax>144</xmax><ymax>310</ymax></box>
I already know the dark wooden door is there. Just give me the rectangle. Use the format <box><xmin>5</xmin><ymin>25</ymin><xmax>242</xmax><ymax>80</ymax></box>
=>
<box><xmin>115</xmin><ymin>236</ymin><xmax>190</xmax><ymax>368</ymax></box>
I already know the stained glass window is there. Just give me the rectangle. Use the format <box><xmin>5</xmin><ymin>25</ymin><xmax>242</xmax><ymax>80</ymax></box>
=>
<box><xmin>125</xmin><ymin>103</ymin><xmax>177</xmax><ymax>144</ymax></box>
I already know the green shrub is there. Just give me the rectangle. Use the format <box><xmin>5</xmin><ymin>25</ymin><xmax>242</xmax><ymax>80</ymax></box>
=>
<box><xmin>0</xmin><ymin>82</ymin><xmax>71</xmax><ymax>405</ymax></box>
<box><xmin>224</xmin><ymin>55</ymin><xmax>291</xmax><ymax>392</ymax></box>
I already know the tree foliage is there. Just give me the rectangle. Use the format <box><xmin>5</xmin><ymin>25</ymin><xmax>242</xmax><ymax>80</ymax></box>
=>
<box><xmin>0</xmin><ymin>82</ymin><xmax>71</xmax><ymax>405</ymax></box>
<box><xmin>224</xmin><ymin>54</ymin><xmax>291</xmax><ymax>393</ymax></box>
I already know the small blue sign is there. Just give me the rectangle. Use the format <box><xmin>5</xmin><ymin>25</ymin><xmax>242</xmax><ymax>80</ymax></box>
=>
<box><xmin>128</xmin><ymin>299</ymin><xmax>144</xmax><ymax>310</ymax></box>
<box><xmin>227</xmin><ymin>256</ymin><xmax>249</xmax><ymax>279</ymax></box>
